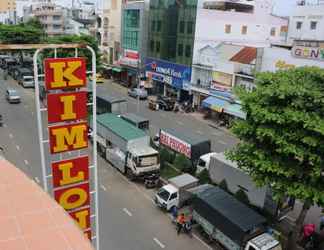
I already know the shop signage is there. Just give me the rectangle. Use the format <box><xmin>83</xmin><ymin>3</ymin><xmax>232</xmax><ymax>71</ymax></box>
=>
<box><xmin>120</xmin><ymin>49</ymin><xmax>139</xmax><ymax>68</ymax></box>
<box><xmin>160</xmin><ymin>130</ymin><xmax>191</xmax><ymax>158</ymax></box>
<box><xmin>125</xmin><ymin>49</ymin><xmax>139</xmax><ymax>60</ymax></box>
<box><xmin>145</xmin><ymin>57</ymin><xmax>191</xmax><ymax>90</ymax></box>
<box><xmin>44</xmin><ymin>57</ymin><xmax>92</xmax><ymax>240</ymax></box>
<box><xmin>292</xmin><ymin>46</ymin><xmax>324</xmax><ymax>61</ymax></box>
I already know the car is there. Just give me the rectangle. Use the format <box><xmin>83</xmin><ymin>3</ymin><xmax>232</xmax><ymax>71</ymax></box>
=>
<box><xmin>89</xmin><ymin>73</ymin><xmax>104</xmax><ymax>84</ymax></box>
<box><xmin>157</xmin><ymin>95</ymin><xmax>175</xmax><ymax>111</ymax></box>
<box><xmin>6</xmin><ymin>89</ymin><xmax>21</xmax><ymax>104</ymax></box>
<box><xmin>128</xmin><ymin>88</ymin><xmax>148</xmax><ymax>100</ymax></box>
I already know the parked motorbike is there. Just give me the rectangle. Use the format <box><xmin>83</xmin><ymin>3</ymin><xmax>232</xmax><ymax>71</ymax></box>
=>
<box><xmin>144</xmin><ymin>174</ymin><xmax>160</xmax><ymax>189</ymax></box>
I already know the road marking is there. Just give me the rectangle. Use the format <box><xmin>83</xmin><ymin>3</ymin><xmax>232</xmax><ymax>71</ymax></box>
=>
<box><xmin>34</xmin><ymin>177</ymin><xmax>40</xmax><ymax>183</ymax></box>
<box><xmin>122</xmin><ymin>208</ymin><xmax>132</xmax><ymax>217</ymax></box>
<box><xmin>3</xmin><ymin>123</ymin><xmax>7</xmax><ymax>128</ymax></box>
<box><xmin>24</xmin><ymin>160</ymin><xmax>29</xmax><ymax>165</ymax></box>
<box><xmin>9</xmin><ymin>133</ymin><xmax>13</xmax><ymax>138</ymax></box>
<box><xmin>153</xmin><ymin>238</ymin><xmax>165</xmax><ymax>249</ymax></box>
<box><xmin>16</xmin><ymin>145</ymin><xmax>20</xmax><ymax>151</ymax></box>
<box><xmin>218</xmin><ymin>140</ymin><xmax>226</xmax><ymax>145</ymax></box>
<box><xmin>100</xmin><ymin>184</ymin><xmax>107</xmax><ymax>191</ymax></box>
<box><xmin>193</xmin><ymin>234</ymin><xmax>213</xmax><ymax>250</ymax></box>
<box><xmin>176</xmin><ymin>121</ymin><xmax>184</xmax><ymax>125</ymax></box>
<box><xmin>197</xmin><ymin>130</ymin><xmax>203</xmax><ymax>135</ymax></box>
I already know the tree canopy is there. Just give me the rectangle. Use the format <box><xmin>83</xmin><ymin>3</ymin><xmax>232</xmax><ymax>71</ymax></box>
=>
<box><xmin>228</xmin><ymin>67</ymin><xmax>324</xmax><ymax>206</ymax></box>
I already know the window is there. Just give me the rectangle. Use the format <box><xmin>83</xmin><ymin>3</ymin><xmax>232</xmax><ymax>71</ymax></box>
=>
<box><xmin>225</xmin><ymin>24</ymin><xmax>231</xmax><ymax>34</ymax></box>
<box><xmin>157</xmin><ymin>20</ymin><xmax>162</xmax><ymax>32</ymax></box>
<box><xmin>270</xmin><ymin>27</ymin><xmax>276</xmax><ymax>36</ymax></box>
<box><xmin>241</xmin><ymin>25</ymin><xmax>247</xmax><ymax>35</ymax></box>
<box><xmin>296</xmin><ymin>21</ymin><xmax>302</xmax><ymax>30</ymax></box>
<box><xmin>53</xmin><ymin>15</ymin><xmax>60</xmax><ymax>20</ymax></box>
<box><xmin>151</xmin><ymin>20</ymin><xmax>156</xmax><ymax>31</ymax></box>
<box><xmin>248</xmin><ymin>246</ymin><xmax>256</xmax><ymax>250</ymax></box>
<box><xmin>185</xmin><ymin>45</ymin><xmax>191</xmax><ymax>58</ymax></box>
<box><xmin>187</xmin><ymin>21</ymin><xmax>193</xmax><ymax>34</ymax></box>
<box><xmin>169</xmin><ymin>193</ymin><xmax>178</xmax><ymax>200</ymax></box>
<box><xmin>156</xmin><ymin>41</ymin><xmax>160</xmax><ymax>53</ymax></box>
<box><xmin>53</xmin><ymin>24</ymin><xmax>61</xmax><ymax>29</ymax></box>
<box><xmin>310</xmin><ymin>21</ymin><xmax>317</xmax><ymax>30</ymax></box>
<box><xmin>179</xmin><ymin>21</ymin><xmax>185</xmax><ymax>33</ymax></box>
<box><xmin>150</xmin><ymin>40</ymin><xmax>154</xmax><ymax>52</ymax></box>
<box><xmin>178</xmin><ymin>44</ymin><xmax>183</xmax><ymax>56</ymax></box>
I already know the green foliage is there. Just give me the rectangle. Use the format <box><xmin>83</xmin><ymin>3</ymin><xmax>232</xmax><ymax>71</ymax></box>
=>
<box><xmin>197</xmin><ymin>169</ymin><xmax>211</xmax><ymax>184</ymax></box>
<box><xmin>219</xmin><ymin>179</ymin><xmax>229</xmax><ymax>192</ymax></box>
<box><xmin>228</xmin><ymin>67</ymin><xmax>324</xmax><ymax>207</ymax></box>
<box><xmin>159</xmin><ymin>148</ymin><xmax>172</xmax><ymax>168</ymax></box>
<box><xmin>24</xmin><ymin>18</ymin><xmax>44</xmax><ymax>30</ymax></box>
<box><xmin>173</xmin><ymin>154</ymin><xmax>192</xmax><ymax>173</ymax></box>
<box><xmin>0</xmin><ymin>23</ymin><xmax>45</xmax><ymax>44</ymax></box>
<box><xmin>234</xmin><ymin>189</ymin><xmax>250</xmax><ymax>205</ymax></box>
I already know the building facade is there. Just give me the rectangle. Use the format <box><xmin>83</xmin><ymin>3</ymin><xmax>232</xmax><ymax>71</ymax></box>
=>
<box><xmin>287</xmin><ymin>1</ymin><xmax>324</xmax><ymax>44</ymax></box>
<box><xmin>146</xmin><ymin>0</ymin><xmax>198</xmax><ymax>100</ymax></box>
<box><xmin>0</xmin><ymin>0</ymin><xmax>16</xmax><ymax>24</ymax></box>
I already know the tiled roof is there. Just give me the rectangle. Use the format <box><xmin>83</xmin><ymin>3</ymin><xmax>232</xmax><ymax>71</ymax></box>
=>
<box><xmin>0</xmin><ymin>158</ymin><xmax>94</xmax><ymax>250</ymax></box>
<box><xmin>230</xmin><ymin>47</ymin><xmax>257</xmax><ymax>64</ymax></box>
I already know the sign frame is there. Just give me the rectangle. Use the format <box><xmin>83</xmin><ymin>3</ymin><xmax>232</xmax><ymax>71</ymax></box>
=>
<box><xmin>33</xmin><ymin>45</ymin><xmax>99</xmax><ymax>250</ymax></box>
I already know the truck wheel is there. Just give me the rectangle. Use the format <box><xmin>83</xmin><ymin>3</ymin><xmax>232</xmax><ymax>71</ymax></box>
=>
<box><xmin>126</xmin><ymin>169</ymin><xmax>135</xmax><ymax>181</ymax></box>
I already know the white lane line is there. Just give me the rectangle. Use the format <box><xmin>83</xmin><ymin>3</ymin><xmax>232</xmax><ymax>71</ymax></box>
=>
<box><xmin>193</xmin><ymin>234</ymin><xmax>213</xmax><ymax>250</ymax></box>
<box><xmin>24</xmin><ymin>160</ymin><xmax>29</xmax><ymax>165</ymax></box>
<box><xmin>122</xmin><ymin>208</ymin><xmax>132</xmax><ymax>217</ymax></box>
<box><xmin>16</xmin><ymin>145</ymin><xmax>20</xmax><ymax>151</ymax></box>
<box><xmin>100</xmin><ymin>184</ymin><xmax>107</xmax><ymax>191</ymax></box>
<box><xmin>34</xmin><ymin>177</ymin><xmax>40</xmax><ymax>183</ymax></box>
<box><xmin>9</xmin><ymin>133</ymin><xmax>13</xmax><ymax>138</ymax></box>
<box><xmin>218</xmin><ymin>140</ymin><xmax>226</xmax><ymax>145</ymax></box>
<box><xmin>153</xmin><ymin>237</ymin><xmax>165</xmax><ymax>249</ymax></box>
<box><xmin>3</xmin><ymin>123</ymin><xmax>7</xmax><ymax>128</ymax></box>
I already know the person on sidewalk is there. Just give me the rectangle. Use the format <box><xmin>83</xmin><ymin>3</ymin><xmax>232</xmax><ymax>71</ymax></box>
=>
<box><xmin>319</xmin><ymin>210</ymin><xmax>324</xmax><ymax>231</ymax></box>
<box><xmin>176</xmin><ymin>213</ymin><xmax>185</xmax><ymax>235</ymax></box>
<box><xmin>170</xmin><ymin>206</ymin><xmax>178</xmax><ymax>224</ymax></box>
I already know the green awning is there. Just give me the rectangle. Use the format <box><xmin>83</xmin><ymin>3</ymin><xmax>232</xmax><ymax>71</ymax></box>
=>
<box><xmin>224</xmin><ymin>103</ymin><xmax>246</xmax><ymax>120</ymax></box>
<box><xmin>112</xmin><ymin>67</ymin><xmax>122</xmax><ymax>73</ymax></box>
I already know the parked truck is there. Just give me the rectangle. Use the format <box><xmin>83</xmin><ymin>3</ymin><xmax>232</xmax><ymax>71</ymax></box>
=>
<box><xmin>120</xmin><ymin>113</ymin><xmax>149</xmax><ymax>131</ymax></box>
<box><xmin>154</xmin><ymin>173</ymin><xmax>198</xmax><ymax>211</ymax></box>
<box><xmin>193</xmin><ymin>186</ymin><xmax>281</xmax><ymax>250</ymax></box>
<box><xmin>94</xmin><ymin>113</ymin><xmax>160</xmax><ymax>179</ymax></box>
<box><xmin>196</xmin><ymin>152</ymin><xmax>295</xmax><ymax>220</ymax></box>
<box><xmin>96</xmin><ymin>93</ymin><xmax>127</xmax><ymax>115</ymax></box>
<box><xmin>155</xmin><ymin>128</ymin><xmax>211</xmax><ymax>165</ymax></box>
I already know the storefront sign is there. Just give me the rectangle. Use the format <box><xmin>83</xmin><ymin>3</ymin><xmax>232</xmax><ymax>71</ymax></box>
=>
<box><xmin>292</xmin><ymin>46</ymin><xmax>324</xmax><ymax>61</ymax></box>
<box><xmin>44</xmin><ymin>57</ymin><xmax>92</xmax><ymax>240</ymax></box>
<box><xmin>125</xmin><ymin>49</ymin><xmax>139</xmax><ymax>60</ymax></box>
<box><xmin>145</xmin><ymin>58</ymin><xmax>191</xmax><ymax>90</ymax></box>
<box><xmin>160</xmin><ymin>130</ymin><xmax>191</xmax><ymax>158</ymax></box>
<box><xmin>275</xmin><ymin>60</ymin><xmax>296</xmax><ymax>70</ymax></box>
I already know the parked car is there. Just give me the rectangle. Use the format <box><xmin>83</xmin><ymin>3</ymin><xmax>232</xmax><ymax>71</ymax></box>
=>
<box><xmin>157</xmin><ymin>95</ymin><xmax>175</xmax><ymax>111</ymax></box>
<box><xmin>89</xmin><ymin>73</ymin><xmax>104</xmax><ymax>84</ymax></box>
<box><xmin>128</xmin><ymin>88</ymin><xmax>148</xmax><ymax>100</ymax></box>
<box><xmin>6</xmin><ymin>89</ymin><xmax>21</xmax><ymax>103</ymax></box>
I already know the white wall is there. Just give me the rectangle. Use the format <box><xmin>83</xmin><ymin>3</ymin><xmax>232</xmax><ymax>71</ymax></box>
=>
<box><xmin>261</xmin><ymin>47</ymin><xmax>324</xmax><ymax>72</ymax></box>
<box><xmin>287</xmin><ymin>4</ymin><xmax>324</xmax><ymax>43</ymax></box>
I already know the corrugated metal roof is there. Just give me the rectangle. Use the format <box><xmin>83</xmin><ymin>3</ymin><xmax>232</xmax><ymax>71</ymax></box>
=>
<box><xmin>97</xmin><ymin>113</ymin><xmax>146</xmax><ymax>141</ymax></box>
<box><xmin>161</xmin><ymin>127</ymin><xmax>210</xmax><ymax>145</ymax></box>
<box><xmin>197</xmin><ymin>187</ymin><xmax>266</xmax><ymax>232</ymax></box>
<box><xmin>0</xmin><ymin>158</ymin><xmax>94</xmax><ymax>250</ymax></box>
<box><xmin>168</xmin><ymin>174</ymin><xmax>198</xmax><ymax>188</ymax></box>
<box><xmin>121</xmin><ymin>113</ymin><xmax>149</xmax><ymax>123</ymax></box>
<box><xmin>230</xmin><ymin>47</ymin><xmax>257</xmax><ymax>64</ymax></box>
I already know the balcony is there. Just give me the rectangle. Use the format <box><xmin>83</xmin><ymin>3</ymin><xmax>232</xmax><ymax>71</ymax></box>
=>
<box><xmin>234</xmin><ymin>64</ymin><xmax>255</xmax><ymax>79</ymax></box>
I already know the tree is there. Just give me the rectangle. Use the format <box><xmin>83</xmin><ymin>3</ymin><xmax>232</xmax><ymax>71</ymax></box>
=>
<box><xmin>227</xmin><ymin>67</ymin><xmax>324</xmax><ymax>250</ymax></box>
<box><xmin>173</xmin><ymin>154</ymin><xmax>192</xmax><ymax>173</ymax></box>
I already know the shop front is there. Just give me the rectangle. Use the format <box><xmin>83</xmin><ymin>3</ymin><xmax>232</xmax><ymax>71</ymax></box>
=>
<box><xmin>119</xmin><ymin>49</ymin><xmax>140</xmax><ymax>88</ymax></box>
<box><xmin>145</xmin><ymin>58</ymin><xmax>192</xmax><ymax>101</ymax></box>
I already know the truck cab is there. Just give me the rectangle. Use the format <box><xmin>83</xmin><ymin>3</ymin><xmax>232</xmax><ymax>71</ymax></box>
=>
<box><xmin>196</xmin><ymin>152</ymin><xmax>217</xmax><ymax>174</ymax></box>
<box><xmin>155</xmin><ymin>184</ymin><xmax>179</xmax><ymax>211</ymax></box>
<box><xmin>127</xmin><ymin>146</ymin><xmax>160</xmax><ymax>178</ymax></box>
<box><xmin>245</xmin><ymin>233</ymin><xmax>282</xmax><ymax>250</ymax></box>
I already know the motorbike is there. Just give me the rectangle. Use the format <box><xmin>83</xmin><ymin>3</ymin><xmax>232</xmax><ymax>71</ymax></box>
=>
<box><xmin>144</xmin><ymin>174</ymin><xmax>160</xmax><ymax>189</ymax></box>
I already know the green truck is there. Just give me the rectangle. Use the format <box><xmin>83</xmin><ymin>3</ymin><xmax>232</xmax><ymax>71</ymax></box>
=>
<box><xmin>93</xmin><ymin>113</ymin><xmax>160</xmax><ymax>180</ymax></box>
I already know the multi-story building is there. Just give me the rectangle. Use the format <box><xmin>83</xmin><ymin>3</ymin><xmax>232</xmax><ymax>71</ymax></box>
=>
<box><xmin>0</xmin><ymin>0</ymin><xmax>16</xmax><ymax>24</ymax></box>
<box><xmin>145</xmin><ymin>0</ymin><xmax>198</xmax><ymax>101</ymax></box>
<box><xmin>287</xmin><ymin>1</ymin><xmax>324</xmax><ymax>44</ymax></box>
<box><xmin>119</xmin><ymin>0</ymin><xmax>149</xmax><ymax>87</ymax></box>
<box><xmin>23</xmin><ymin>1</ymin><xmax>66</xmax><ymax>36</ymax></box>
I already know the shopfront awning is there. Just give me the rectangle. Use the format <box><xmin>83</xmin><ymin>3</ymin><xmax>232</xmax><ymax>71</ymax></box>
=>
<box><xmin>112</xmin><ymin>67</ymin><xmax>122</xmax><ymax>73</ymax></box>
<box><xmin>202</xmin><ymin>96</ymin><xmax>227</xmax><ymax>112</ymax></box>
<box><xmin>224</xmin><ymin>103</ymin><xmax>247</xmax><ymax>120</ymax></box>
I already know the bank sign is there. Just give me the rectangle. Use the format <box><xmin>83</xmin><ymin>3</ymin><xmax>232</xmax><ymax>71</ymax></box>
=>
<box><xmin>292</xmin><ymin>46</ymin><xmax>324</xmax><ymax>61</ymax></box>
<box><xmin>44</xmin><ymin>57</ymin><xmax>92</xmax><ymax>240</ymax></box>
<box><xmin>145</xmin><ymin>58</ymin><xmax>191</xmax><ymax>90</ymax></box>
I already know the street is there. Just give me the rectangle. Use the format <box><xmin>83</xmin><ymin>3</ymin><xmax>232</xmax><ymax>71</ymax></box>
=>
<box><xmin>0</xmin><ymin>74</ymin><xmax>213</xmax><ymax>250</ymax></box>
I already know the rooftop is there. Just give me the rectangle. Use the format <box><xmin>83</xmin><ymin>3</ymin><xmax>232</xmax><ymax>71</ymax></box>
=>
<box><xmin>230</xmin><ymin>46</ymin><xmax>257</xmax><ymax>64</ymax></box>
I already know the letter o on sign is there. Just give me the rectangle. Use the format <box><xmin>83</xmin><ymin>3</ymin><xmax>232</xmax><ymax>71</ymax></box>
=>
<box><xmin>54</xmin><ymin>183</ymin><xmax>90</xmax><ymax>211</ymax></box>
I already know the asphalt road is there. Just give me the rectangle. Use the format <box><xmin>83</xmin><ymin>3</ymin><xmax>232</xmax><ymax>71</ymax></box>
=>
<box><xmin>0</xmin><ymin>74</ymin><xmax>214</xmax><ymax>250</ymax></box>
<box><xmin>96</xmin><ymin>80</ymin><xmax>238</xmax><ymax>153</ymax></box>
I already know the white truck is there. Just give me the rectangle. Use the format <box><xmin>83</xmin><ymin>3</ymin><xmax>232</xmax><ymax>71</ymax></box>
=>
<box><xmin>193</xmin><ymin>186</ymin><xmax>282</xmax><ymax>250</ymax></box>
<box><xmin>154</xmin><ymin>174</ymin><xmax>198</xmax><ymax>211</ymax></box>
<box><xmin>196</xmin><ymin>152</ymin><xmax>295</xmax><ymax>220</ymax></box>
<box><xmin>94</xmin><ymin>113</ymin><xmax>160</xmax><ymax>180</ymax></box>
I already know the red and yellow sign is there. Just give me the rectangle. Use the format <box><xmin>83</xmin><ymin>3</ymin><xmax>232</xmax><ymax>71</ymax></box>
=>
<box><xmin>44</xmin><ymin>57</ymin><xmax>92</xmax><ymax>240</ymax></box>
<box><xmin>47</xmin><ymin>91</ymin><xmax>88</xmax><ymax>123</ymax></box>
<box><xmin>44</xmin><ymin>58</ymin><xmax>87</xmax><ymax>90</ymax></box>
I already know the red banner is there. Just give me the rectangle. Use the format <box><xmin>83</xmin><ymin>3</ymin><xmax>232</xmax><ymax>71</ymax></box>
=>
<box><xmin>52</xmin><ymin>156</ymin><xmax>89</xmax><ymax>189</ymax></box>
<box><xmin>47</xmin><ymin>91</ymin><xmax>88</xmax><ymax>124</ymax></box>
<box><xmin>44</xmin><ymin>58</ymin><xmax>87</xmax><ymax>90</ymax></box>
<box><xmin>69</xmin><ymin>207</ymin><xmax>91</xmax><ymax>230</ymax></box>
<box><xmin>160</xmin><ymin>130</ymin><xmax>191</xmax><ymax>158</ymax></box>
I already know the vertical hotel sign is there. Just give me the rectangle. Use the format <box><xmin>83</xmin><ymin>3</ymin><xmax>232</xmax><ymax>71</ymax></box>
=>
<box><xmin>44</xmin><ymin>57</ymin><xmax>92</xmax><ymax>240</ymax></box>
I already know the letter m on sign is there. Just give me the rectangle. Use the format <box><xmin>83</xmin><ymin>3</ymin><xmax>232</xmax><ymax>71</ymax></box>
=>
<box><xmin>44</xmin><ymin>58</ymin><xmax>86</xmax><ymax>90</ymax></box>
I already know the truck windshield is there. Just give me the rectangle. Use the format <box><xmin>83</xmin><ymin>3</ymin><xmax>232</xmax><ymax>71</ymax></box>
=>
<box><xmin>138</xmin><ymin>154</ymin><xmax>159</xmax><ymax>167</ymax></box>
<box><xmin>157</xmin><ymin>188</ymin><xmax>170</xmax><ymax>202</ymax></box>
